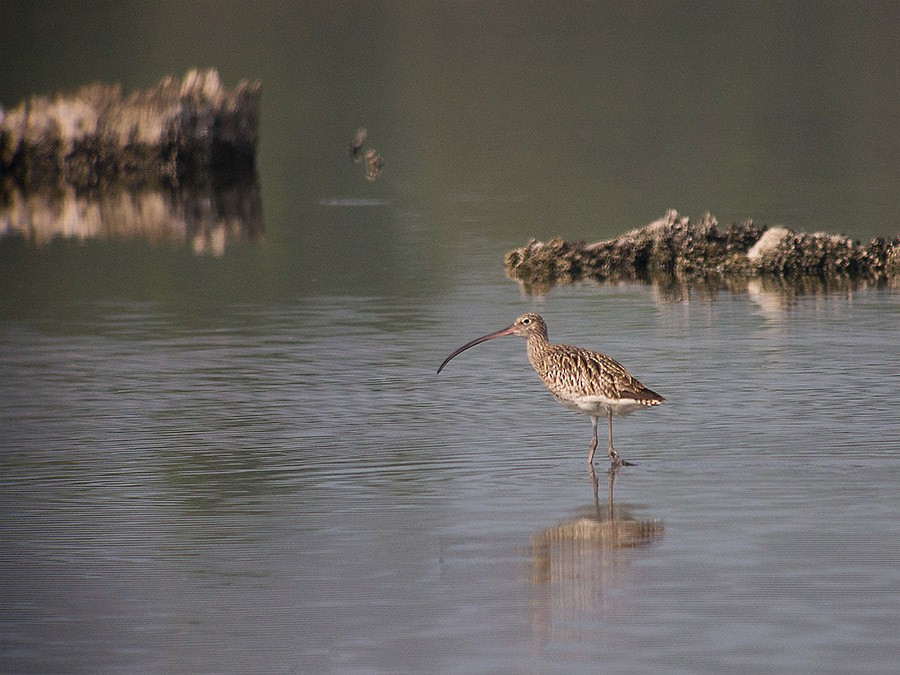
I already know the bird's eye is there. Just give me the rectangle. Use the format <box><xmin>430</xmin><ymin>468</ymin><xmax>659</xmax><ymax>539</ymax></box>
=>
<box><xmin>522</xmin><ymin>318</ymin><xmax>531</xmax><ymax>324</ymax></box>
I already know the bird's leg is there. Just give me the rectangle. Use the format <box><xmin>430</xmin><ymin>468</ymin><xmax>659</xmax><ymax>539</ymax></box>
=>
<box><xmin>606</xmin><ymin>407</ymin><xmax>623</xmax><ymax>466</ymax></box>
<box><xmin>606</xmin><ymin>408</ymin><xmax>635</xmax><ymax>467</ymax></box>
<box><xmin>587</xmin><ymin>416</ymin><xmax>599</xmax><ymax>464</ymax></box>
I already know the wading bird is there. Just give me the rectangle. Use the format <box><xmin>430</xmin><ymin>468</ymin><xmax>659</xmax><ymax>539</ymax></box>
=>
<box><xmin>437</xmin><ymin>313</ymin><xmax>664</xmax><ymax>467</ymax></box>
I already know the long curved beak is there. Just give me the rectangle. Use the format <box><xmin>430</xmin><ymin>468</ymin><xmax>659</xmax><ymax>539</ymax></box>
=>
<box><xmin>437</xmin><ymin>324</ymin><xmax>516</xmax><ymax>374</ymax></box>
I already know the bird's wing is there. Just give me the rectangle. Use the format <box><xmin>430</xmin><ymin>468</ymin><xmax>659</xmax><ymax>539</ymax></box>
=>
<box><xmin>542</xmin><ymin>345</ymin><xmax>664</xmax><ymax>403</ymax></box>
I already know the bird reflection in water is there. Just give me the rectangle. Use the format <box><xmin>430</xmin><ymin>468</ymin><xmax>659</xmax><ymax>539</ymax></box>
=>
<box><xmin>530</xmin><ymin>466</ymin><xmax>663</xmax><ymax>643</ymax></box>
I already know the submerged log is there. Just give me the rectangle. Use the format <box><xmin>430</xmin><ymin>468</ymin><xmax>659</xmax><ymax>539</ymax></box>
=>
<box><xmin>0</xmin><ymin>69</ymin><xmax>260</xmax><ymax>189</ymax></box>
<box><xmin>504</xmin><ymin>209</ymin><xmax>899</xmax><ymax>289</ymax></box>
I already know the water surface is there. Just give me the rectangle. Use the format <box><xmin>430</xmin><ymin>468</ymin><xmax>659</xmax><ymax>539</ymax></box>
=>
<box><xmin>2</xmin><ymin>3</ymin><xmax>899</xmax><ymax>673</ymax></box>
<box><xmin>3</xmin><ymin>275</ymin><xmax>898</xmax><ymax>672</ymax></box>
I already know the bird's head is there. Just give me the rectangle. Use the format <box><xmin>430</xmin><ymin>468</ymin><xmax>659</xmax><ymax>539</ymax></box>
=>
<box><xmin>508</xmin><ymin>313</ymin><xmax>548</xmax><ymax>339</ymax></box>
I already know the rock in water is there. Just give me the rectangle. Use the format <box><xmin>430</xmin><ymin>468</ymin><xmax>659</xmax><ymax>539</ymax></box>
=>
<box><xmin>0</xmin><ymin>69</ymin><xmax>260</xmax><ymax>188</ymax></box>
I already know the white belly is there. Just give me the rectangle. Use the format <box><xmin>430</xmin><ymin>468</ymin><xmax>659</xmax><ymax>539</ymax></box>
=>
<box><xmin>552</xmin><ymin>393</ymin><xmax>647</xmax><ymax>417</ymax></box>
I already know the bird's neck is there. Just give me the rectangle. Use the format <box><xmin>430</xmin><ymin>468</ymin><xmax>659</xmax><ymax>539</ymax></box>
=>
<box><xmin>525</xmin><ymin>334</ymin><xmax>552</xmax><ymax>371</ymax></box>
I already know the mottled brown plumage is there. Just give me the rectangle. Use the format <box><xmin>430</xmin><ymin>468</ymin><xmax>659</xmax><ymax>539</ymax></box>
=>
<box><xmin>438</xmin><ymin>313</ymin><xmax>664</xmax><ymax>466</ymax></box>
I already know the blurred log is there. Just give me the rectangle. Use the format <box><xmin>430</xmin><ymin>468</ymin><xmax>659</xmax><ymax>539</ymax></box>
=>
<box><xmin>0</xmin><ymin>69</ymin><xmax>260</xmax><ymax>189</ymax></box>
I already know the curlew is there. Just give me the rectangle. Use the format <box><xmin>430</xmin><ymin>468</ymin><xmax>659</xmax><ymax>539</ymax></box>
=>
<box><xmin>437</xmin><ymin>313</ymin><xmax>664</xmax><ymax>467</ymax></box>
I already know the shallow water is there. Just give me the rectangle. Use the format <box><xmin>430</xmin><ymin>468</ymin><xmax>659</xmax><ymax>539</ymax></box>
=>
<box><xmin>2</xmin><ymin>272</ymin><xmax>898</xmax><ymax>672</ymax></box>
<box><xmin>2</xmin><ymin>3</ymin><xmax>900</xmax><ymax>673</ymax></box>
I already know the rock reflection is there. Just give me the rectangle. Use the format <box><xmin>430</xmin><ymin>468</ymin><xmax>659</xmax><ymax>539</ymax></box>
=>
<box><xmin>530</xmin><ymin>466</ymin><xmax>663</xmax><ymax>643</ymax></box>
<box><xmin>517</xmin><ymin>271</ymin><xmax>889</xmax><ymax>312</ymax></box>
<box><xmin>0</xmin><ymin>179</ymin><xmax>262</xmax><ymax>255</ymax></box>
<box><xmin>741</xmin><ymin>275</ymin><xmax>883</xmax><ymax>318</ymax></box>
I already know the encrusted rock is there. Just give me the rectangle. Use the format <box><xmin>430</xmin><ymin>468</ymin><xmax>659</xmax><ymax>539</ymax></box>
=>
<box><xmin>0</xmin><ymin>69</ymin><xmax>260</xmax><ymax>189</ymax></box>
<box><xmin>504</xmin><ymin>209</ymin><xmax>898</xmax><ymax>288</ymax></box>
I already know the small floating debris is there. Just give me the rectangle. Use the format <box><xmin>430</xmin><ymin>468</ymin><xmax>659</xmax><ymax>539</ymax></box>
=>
<box><xmin>363</xmin><ymin>149</ymin><xmax>385</xmax><ymax>182</ymax></box>
<box><xmin>349</xmin><ymin>127</ymin><xmax>367</xmax><ymax>163</ymax></box>
<box><xmin>504</xmin><ymin>209</ymin><xmax>899</xmax><ymax>289</ymax></box>
<box><xmin>347</xmin><ymin>127</ymin><xmax>385</xmax><ymax>181</ymax></box>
